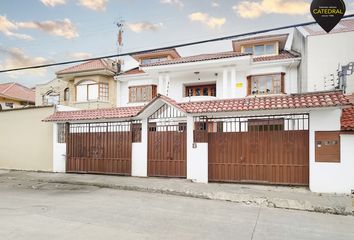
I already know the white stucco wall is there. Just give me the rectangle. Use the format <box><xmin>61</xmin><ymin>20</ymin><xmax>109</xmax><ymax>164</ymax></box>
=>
<box><xmin>306</xmin><ymin>31</ymin><xmax>354</xmax><ymax>92</ymax></box>
<box><xmin>186</xmin><ymin>116</ymin><xmax>208</xmax><ymax>183</ymax></box>
<box><xmin>131</xmin><ymin>119</ymin><xmax>148</xmax><ymax>177</ymax></box>
<box><xmin>52</xmin><ymin>123</ymin><xmax>66</xmax><ymax>172</ymax></box>
<box><xmin>308</xmin><ymin>108</ymin><xmax>347</xmax><ymax>193</ymax></box>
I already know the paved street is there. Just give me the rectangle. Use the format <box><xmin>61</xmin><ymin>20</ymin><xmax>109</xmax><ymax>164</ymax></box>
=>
<box><xmin>0</xmin><ymin>178</ymin><xmax>354</xmax><ymax>240</ymax></box>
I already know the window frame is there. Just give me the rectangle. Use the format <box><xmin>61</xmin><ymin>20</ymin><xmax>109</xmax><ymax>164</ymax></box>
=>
<box><xmin>64</xmin><ymin>88</ymin><xmax>70</xmax><ymax>102</ymax></box>
<box><xmin>241</xmin><ymin>41</ymin><xmax>279</xmax><ymax>56</ymax></box>
<box><xmin>75</xmin><ymin>81</ymin><xmax>109</xmax><ymax>102</ymax></box>
<box><xmin>129</xmin><ymin>85</ymin><xmax>157</xmax><ymax>103</ymax></box>
<box><xmin>185</xmin><ymin>84</ymin><xmax>217</xmax><ymax>97</ymax></box>
<box><xmin>247</xmin><ymin>72</ymin><xmax>285</xmax><ymax>96</ymax></box>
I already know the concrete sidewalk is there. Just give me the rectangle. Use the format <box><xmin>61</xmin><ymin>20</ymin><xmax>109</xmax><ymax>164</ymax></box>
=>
<box><xmin>1</xmin><ymin>169</ymin><xmax>353</xmax><ymax>216</ymax></box>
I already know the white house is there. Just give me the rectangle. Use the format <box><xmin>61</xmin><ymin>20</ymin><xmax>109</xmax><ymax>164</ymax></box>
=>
<box><xmin>43</xmin><ymin>18</ymin><xmax>354</xmax><ymax>194</ymax></box>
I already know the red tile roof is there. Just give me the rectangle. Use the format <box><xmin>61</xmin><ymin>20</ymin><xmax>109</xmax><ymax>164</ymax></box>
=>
<box><xmin>120</xmin><ymin>67</ymin><xmax>145</xmax><ymax>76</ymax></box>
<box><xmin>44</xmin><ymin>91</ymin><xmax>349</xmax><ymax>122</ymax></box>
<box><xmin>253</xmin><ymin>50</ymin><xmax>300</xmax><ymax>62</ymax></box>
<box><xmin>303</xmin><ymin>18</ymin><xmax>354</xmax><ymax>36</ymax></box>
<box><xmin>141</xmin><ymin>52</ymin><xmax>250</xmax><ymax>67</ymax></box>
<box><xmin>43</xmin><ymin>106</ymin><xmax>143</xmax><ymax>122</ymax></box>
<box><xmin>141</xmin><ymin>50</ymin><xmax>299</xmax><ymax>67</ymax></box>
<box><xmin>341</xmin><ymin>107</ymin><xmax>354</xmax><ymax>131</ymax></box>
<box><xmin>179</xmin><ymin>91</ymin><xmax>349</xmax><ymax>114</ymax></box>
<box><xmin>56</xmin><ymin>59</ymin><xmax>117</xmax><ymax>75</ymax></box>
<box><xmin>0</xmin><ymin>82</ymin><xmax>35</xmax><ymax>103</ymax></box>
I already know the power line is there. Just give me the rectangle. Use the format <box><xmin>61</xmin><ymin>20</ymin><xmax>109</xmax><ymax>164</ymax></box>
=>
<box><xmin>1</xmin><ymin>14</ymin><xmax>354</xmax><ymax>74</ymax></box>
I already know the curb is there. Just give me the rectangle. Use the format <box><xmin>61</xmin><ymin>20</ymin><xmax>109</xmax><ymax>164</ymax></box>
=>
<box><xmin>38</xmin><ymin>179</ymin><xmax>354</xmax><ymax>217</ymax></box>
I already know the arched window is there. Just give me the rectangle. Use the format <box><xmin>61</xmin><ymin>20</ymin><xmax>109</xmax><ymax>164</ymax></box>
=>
<box><xmin>42</xmin><ymin>90</ymin><xmax>59</xmax><ymax>105</ymax></box>
<box><xmin>64</xmin><ymin>88</ymin><xmax>70</xmax><ymax>101</ymax></box>
<box><xmin>76</xmin><ymin>80</ymin><xmax>109</xmax><ymax>102</ymax></box>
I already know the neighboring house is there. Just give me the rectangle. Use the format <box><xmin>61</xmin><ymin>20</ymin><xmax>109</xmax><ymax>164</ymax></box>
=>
<box><xmin>294</xmin><ymin>18</ymin><xmax>354</xmax><ymax>93</ymax></box>
<box><xmin>0</xmin><ymin>82</ymin><xmax>35</xmax><ymax>110</ymax></box>
<box><xmin>36</xmin><ymin>59</ymin><xmax>118</xmax><ymax>109</ymax></box>
<box><xmin>35</xmin><ymin>78</ymin><xmax>69</xmax><ymax>106</ymax></box>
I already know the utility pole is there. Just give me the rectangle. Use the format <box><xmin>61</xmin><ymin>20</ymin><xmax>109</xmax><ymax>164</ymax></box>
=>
<box><xmin>115</xmin><ymin>19</ymin><xmax>124</xmax><ymax>74</ymax></box>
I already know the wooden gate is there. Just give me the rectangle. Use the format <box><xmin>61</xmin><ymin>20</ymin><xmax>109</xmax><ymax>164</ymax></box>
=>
<box><xmin>195</xmin><ymin>114</ymin><xmax>309</xmax><ymax>185</ymax></box>
<box><xmin>148</xmin><ymin>104</ymin><xmax>187</xmax><ymax>178</ymax></box>
<box><xmin>66</xmin><ymin>122</ymin><xmax>135</xmax><ymax>175</ymax></box>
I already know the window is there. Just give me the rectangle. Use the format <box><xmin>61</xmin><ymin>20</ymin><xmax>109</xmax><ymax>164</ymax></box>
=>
<box><xmin>43</xmin><ymin>91</ymin><xmax>60</xmax><ymax>105</ymax></box>
<box><xmin>141</xmin><ymin>57</ymin><xmax>168</xmax><ymax>65</ymax></box>
<box><xmin>129</xmin><ymin>85</ymin><xmax>157</xmax><ymax>103</ymax></box>
<box><xmin>57</xmin><ymin>123</ymin><xmax>66</xmax><ymax>143</ymax></box>
<box><xmin>185</xmin><ymin>84</ymin><xmax>216</xmax><ymax>97</ymax></box>
<box><xmin>247</xmin><ymin>73</ymin><xmax>284</xmax><ymax>95</ymax></box>
<box><xmin>64</xmin><ymin>88</ymin><xmax>70</xmax><ymax>101</ymax></box>
<box><xmin>5</xmin><ymin>102</ymin><xmax>14</xmax><ymax>109</ymax></box>
<box><xmin>76</xmin><ymin>81</ymin><xmax>109</xmax><ymax>102</ymax></box>
<box><xmin>242</xmin><ymin>42</ymin><xmax>277</xmax><ymax>56</ymax></box>
<box><xmin>248</xmin><ymin>118</ymin><xmax>284</xmax><ymax>132</ymax></box>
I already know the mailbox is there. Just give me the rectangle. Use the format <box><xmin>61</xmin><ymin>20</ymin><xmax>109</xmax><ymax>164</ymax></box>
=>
<box><xmin>315</xmin><ymin>131</ymin><xmax>340</xmax><ymax>163</ymax></box>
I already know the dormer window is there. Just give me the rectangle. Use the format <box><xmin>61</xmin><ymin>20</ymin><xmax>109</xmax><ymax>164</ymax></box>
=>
<box><xmin>141</xmin><ymin>57</ymin><xmax>168</xmax><ymax>65</ymax></box>
<box><xmin>241</xmin><ymin>42</ymin><xmax>278</xmax><ymax>56</ymax></box>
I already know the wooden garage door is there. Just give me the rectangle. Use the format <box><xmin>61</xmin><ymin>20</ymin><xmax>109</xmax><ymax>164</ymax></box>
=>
<box><xmin>199</xmin><ymin>114</ymin><xmax>309</xmax><ymax>185</ymax></box>
<box><xmin>148</xmin><ymin>124</ymin><xmax>187</xmax><ymax>177</ymax></box>
<box><xmin>66</xmin><ymin>122</ymin><xmax>132</xmax><ymax>175</ymax></box>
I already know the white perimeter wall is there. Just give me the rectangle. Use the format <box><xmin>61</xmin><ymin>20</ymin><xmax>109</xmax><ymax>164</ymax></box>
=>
<box><xmin>308</xmin><ymin>108</ymin><xmax>354</xmax><ymax>193</ymax></box>
<box><xmin>186</xmin><ymin>116</ymin><xmax>208</xmax><ymax>183</ymax></box>
<box><xmin>53</xmin><ymin>123</ymin><xmax>66</xmax><ymax>172</ymax></box>
<box><xmin>131</xmin><ymin>119</ymin><xmax>148</xmax><ymax>177</ymax></box>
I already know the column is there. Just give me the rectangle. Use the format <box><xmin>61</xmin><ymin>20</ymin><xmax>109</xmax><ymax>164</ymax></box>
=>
<box><xmin>222</xmin><ymin>68</ymin><xmax>228</xmax><ymax>98</ymax></box>
<box><xmin>158</xmin><ymin>74</ymin><xmax>164</xmax><ymax>94</ymax></box>
<box><xmin>131</xmin><ymin>118</ymin><xmax>148</xmax><ymax>177</ymax></box>
<box><xmin>165</xmin><ymin>74</ymin><xmax>170</xmax><ymax>96</ymax></box>
<box><xmin>186</xmin><ymin>115</ymin><xmax>208</xmax><ymax>183</ymax></box>
<box><xmin>230</xmin><ymin>68</ymin><xmax>237</xmax><ymax>98</ymax></box>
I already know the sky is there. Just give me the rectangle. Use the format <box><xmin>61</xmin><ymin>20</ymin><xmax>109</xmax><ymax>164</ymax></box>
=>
<box><xmin>0</xmin><ymin>0</ymin><xmax>353</xmax><ymax>87</ymax></box>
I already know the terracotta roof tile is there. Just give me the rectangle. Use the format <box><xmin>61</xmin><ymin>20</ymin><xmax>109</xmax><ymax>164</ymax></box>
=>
<box><xmin>120</xmin><ymin>67</ymin><xmax>145</xmax><ymax>76</ymax></box>
<box><xmin>179</xmin><ymin>91</ymin><xmax>349</xmax><ymax>114</ymax></box>
<box><xmin>141</xmin><ymin>50</ymin><xmax>299</xmax><ymax>67</ymax></box>
<box><xmin>341</xmin><ymin>106</ymin><xmax>354</xmax><ymax>131</ymax></box>
<box><xmin>253</xmin><ymin>50</ymin><xmax>300</xmax><ymax>62</ymax></box>
<box><xmin>43</xmin><ymin>106</ymin><xmax>143</xmax><ymax>122</ymax></box>
<box><xmin>141</xmin><ymin>52</ymin><xmax>250</xmax><ymax>67</ymax></box>
<box><xmin>303</xmin><ymin>18</ymin><xmax>354</xmax><ymax>36</ymax></box>
<box><xmin>44</xmin><ymin>91</ymin><xmax>349</xmax><ymax>122</ymax></box>
<box><xmin>56</xmin><ymin>59</ymin><xmax>117</xmax><ymax>75</ymax></box>
<box><xmin>0</xmin><ymin>82</ymin><xmax>35</xmax><ymax>103</ymax></box>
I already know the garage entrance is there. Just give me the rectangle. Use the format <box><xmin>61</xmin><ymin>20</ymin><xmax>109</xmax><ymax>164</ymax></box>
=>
<box><xmin>194</xmin><ymin>114</ymin><xmax>309</xmax><ymax>185</ymax></box>
<box><xmin>66</xmin><ymin>121</ymin><xmax>139</xmax><ymax>175</ymax></box>
<box><xmin>148</xmin><ymin>104</ymin><xmax>187</xmax><ymax>178</ymax></box>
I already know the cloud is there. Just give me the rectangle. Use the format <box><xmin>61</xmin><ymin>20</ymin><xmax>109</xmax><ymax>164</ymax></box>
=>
<box><xmin>189</xmin><ymin>12</ymin><xmax>226</xmax><ymax>29</ymax></box>
<box><xmin>40</xmin><ymin>0</ymin><xmax>66</xmax><ymax>7</ymax></box>
<box><xmin>0</xmin><ymin>47</ymin><xmax>47</xmax><ymax>78</ymax></box>
<box><xmin>233</xmin><ymin>0</ymin><xmax>309</xmax><ymax>19</ymax></box>
<box><xmin>17</xmin><ymin>18</ymin><xmax>78</xmax><ymax>39</ymax></box>
<box><xmin>211</xmin><ymin>0</ymin><xmax>219</xmax><ymax>7</ymax></box>
<box><xmin>127</xmin><ymin>22</ymin><xmax>163</xmax><ymax>33</ymax></box>
<box><xmin>160</xmin><ymin>0</ymin><xmax>184</xmax><ymax>8</ymax></box>
<box><xmin>0</xmin><ymin>16</ymin><xmax>33</xmax><ymax>40</ymax></box>
<box><xmin>69</xmin><ymin>52</ymin><xmax>92</xmax><ymax>59</ymax></box>
<box><xmin>0</xmin><ymin>15</ymin><xmax>78</xmax><ymax>40</ymax></box>
<box><xmin>77</xmin><ymin>0</ymin><xmax>108</xmax><ymax>11</ymax></box>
